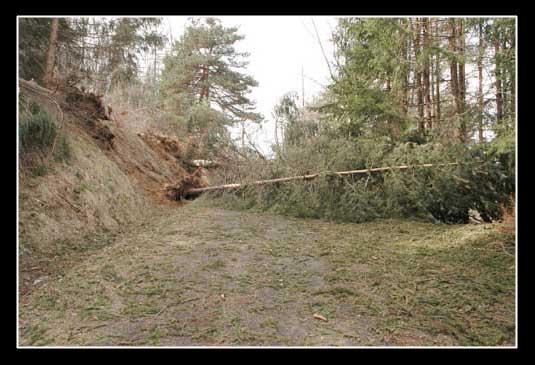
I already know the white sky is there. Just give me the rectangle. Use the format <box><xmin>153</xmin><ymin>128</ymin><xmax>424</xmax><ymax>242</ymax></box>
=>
<box><xmin>163</xmin><ymin>16</ymin><xmax>338</xmax><ymax>156</ymax></box>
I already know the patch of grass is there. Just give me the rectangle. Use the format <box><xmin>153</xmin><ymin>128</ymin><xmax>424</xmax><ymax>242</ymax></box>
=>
<box><xmin>100</xmin><ymin>264</ymin><xmax>122</xmax><ymax>283</ymax></box>
<box><xmin>80</xmin><ymin>291</ymin><xmax>113</xmax><ymax>321</ymax></box>
<box><xmin>204</xmin><ymin>258</ymin><xmax>226</xmax><ymax>270</ymax></box>
<box><xmin>53</xmin><ymin>134</ymin><xmax>71</xmax><ymax>162</ymax></box>
<box><xmin>309</xmin><ymin>302</ymin><xmax>333</xmax><ymax>318</ymax></box>
<box><xmin>76</xmin><ymin>181</ymin><xmax>93</xmax><ymax>193</ymax></box>
<box><xmin>122</xmin><ymin>298</ymin><xmax>160</xmax><ymax>318</ymax></box>
<box><xmin>32</xmin><ymin>163</ymin><xmax>49</xmax><ymax>177</ymax></box>
<box><xmin>313</xmin><ymin>287</ymin><xmax>357</xmax><ymax>298</ymax></box>
<box><xmin>21</xmin><ymin>324</ymin><xmax>49</xmax><ymax>345</ymax></box>
<box><xmin>149</xmin><ymin>326</ymin><xmax>166</xmax><ymax>342</ymax></box>
<box><xmin>260</xmin><ymin>318</ymin><xmax>279</xmax><ymax>330</ymax></box>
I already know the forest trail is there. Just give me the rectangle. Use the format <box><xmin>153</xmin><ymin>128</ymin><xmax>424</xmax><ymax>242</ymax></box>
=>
<box><xmin>19</xmin><ymin>203</ymin><xmax>515</xmax><ymax>347</ymax></box>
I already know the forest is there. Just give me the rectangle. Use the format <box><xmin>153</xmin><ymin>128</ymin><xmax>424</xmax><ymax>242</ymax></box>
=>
<box><xmin>18</xmin><ymin>16</ymin><xmax>516</xmax><ymax>347</ymax></box>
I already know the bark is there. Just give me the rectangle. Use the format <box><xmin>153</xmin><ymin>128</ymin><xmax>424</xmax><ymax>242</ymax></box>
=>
<box><xmin>414</xmin><ymin>18</ymin><xmax>424</xmax><ymax>132</ymax></box>
<box><xmin>184</xmin><ymin>162</ymin><xmax>459</xmax><ymax>198</ymax></box>
<box><xmin>510</xmin><ymin>29</ymin><xmax>516</xmax><ymax>120</ymax></box>
<box><xmin>501</xmin><ymin>37</ymin><xmax>508</xmax><ymax>116</ymax></box>
<box><xmin>42</xmin><ymin>18</ymin><xmax>59</xmax><ymax>89</ymax></box>
<box><xmin>494</xmin><ymin>26</ymin><xmax>503</xmax><ymax>123</ymax></box>
<box><xmin>448</xmin><ymin>19</ymin><xmax>461</xmax><ymax>139</ymax></box>
<box><xmin>401</xmin><ymin>19</ymin><xmax>409</xmax><ymax>116</ymax></box>
<box><xmin>477</xmin><ymin>20</ymin><xmax>485</xmax><ymax>143</ymax></box>
<box><xmin>457</xmin><ymin>19</ymin><xmax>467</xmax><ymax>142</ymax></box>
<box><xmin>422</xmin><ymin>18</ymin><xmax>432</xmax><ymax>129</ymax></box>
<box><xmin>434</xmin><ymin>18</ymin><xmax>441</xmax><ymax>126</ymax></box>
<box><xmin>407</xmin><ymin>18</ymin><xmax>414</xmax><ymax>114</ymax></box>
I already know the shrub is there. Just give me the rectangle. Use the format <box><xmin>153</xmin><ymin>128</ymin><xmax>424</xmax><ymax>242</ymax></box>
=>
<box><xmin>19</xmin><ymin>101</ymin><xmax>71</xmax><ymax>174</ymax></box>
<box><xmin>19</xmin><ymin>104</ymin><xmax>58</xmax><ymax>151</ymax></box>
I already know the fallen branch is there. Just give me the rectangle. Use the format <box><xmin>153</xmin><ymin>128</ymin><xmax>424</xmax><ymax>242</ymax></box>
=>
<box><xmin>184</xmin><ymin>162</ymin><xmax>459</xmax><ymax>198</ymax></box>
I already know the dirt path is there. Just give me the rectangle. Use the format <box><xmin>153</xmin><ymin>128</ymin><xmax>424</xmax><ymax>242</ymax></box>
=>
<box><xmin>19</xmin><ymin>203</ymin><xmax>515</xmax><ymax>346</ymax></box>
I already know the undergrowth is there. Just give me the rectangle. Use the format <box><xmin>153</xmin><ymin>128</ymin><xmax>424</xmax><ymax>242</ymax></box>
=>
<box><xmin>19</xmin><ymin>98</ymin><xmax>71</xmax><ymax>175</ymax></box>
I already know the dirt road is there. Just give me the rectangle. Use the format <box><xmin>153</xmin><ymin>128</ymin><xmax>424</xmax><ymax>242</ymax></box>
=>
<box><xmin>19</xmin><ymin>203</ymin><xmax>515</xmax><ymax>346</ymax></box>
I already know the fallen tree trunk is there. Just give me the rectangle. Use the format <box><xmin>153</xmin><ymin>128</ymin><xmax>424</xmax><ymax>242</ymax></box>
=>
<box><xmin>183</xmin><ymin>162</ymin><xmax>459</xmax><ymax>198</ymax></box>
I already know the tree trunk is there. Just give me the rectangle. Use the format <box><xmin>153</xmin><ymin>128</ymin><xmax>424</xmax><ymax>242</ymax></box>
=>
<box><xmin>401</xmin><ymin>18</ymin><xmax>409</xmax><ymax>116</ymax></box>
<box><xmin>414</xmin><ymin>18</ymin><xmax>424</xmax><ymax>132</ymax></box>
<box><xmin>42</xmin><ymin>18</ymin><xmax>59</xmax><ymax>88</ymax></box>
<box><xmin>494</xmin><ymin>26</ymin><xmax>503</xmax><ymax>124</ymax></box>
<box><xmin>510</xmin><ymin>26</ymin><xmax>515</xmax><ymax>121</ymax></box>
<box><xmin>457</xmin><ymin>19</ymin><xmax>466</xmax><ymax>142</ymax></box>
<box><xmin>184</xmin><ymin>162</ymin><xmax>460</xmax><ymax>198</ymax></box>
<box><xmin>422</xmin><ymin>18</ymin><xmax>432</xmax><ymax>129</ymax></box>
<box><xmin>501</xmin><ymin>36</ymin><xmax>508</xmax><ymax>117</ymax></box>
<box><xmin>434</xmin><ymin>18</ymin><xmax>441</xmax><ymax>126</ymax></box>
<box><xmin>448</xmin><ymin>19</ymin><xmax>461</xmax><ymax>139</ymax></box>
<box><xmin>407</xmin><ymin>18</ymin><xmax>413</xmax><ymax>115</ymax></box>
<box><xmin>477</xmin><ymin>20</ymin><xmax>485</xmax><ymax>143</ymax></box>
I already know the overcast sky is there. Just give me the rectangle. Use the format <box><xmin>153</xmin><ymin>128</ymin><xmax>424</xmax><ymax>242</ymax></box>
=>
<box><xmin>163</xmin><ymin>16</ymin><xmax>338</xmax><ymax>156</ymax></box>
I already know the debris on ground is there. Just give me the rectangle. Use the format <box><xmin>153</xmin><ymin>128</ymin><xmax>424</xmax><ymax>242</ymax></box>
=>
<box><xmin>32</xmin><ymin>276</ymin><xmax>49</xmax><ymax>286</ymax></box>
<box><xmin>468</xmin><ymin>209</ymin><xmax>483</xmax><ymax>224</ymax></box>
<box><xmin>137</xmin><ymin>132</ymin><xmax>185</xmax><ymax>161</ymax></box>
<box><xmin>313</xmin><ymin>313</ymin><xmax>328</xmax><ymax>322</ymax></box>
<box><xmin>163</xmin><ymin>167</ymin><xmax>209</xmax><ymax>201</ymax></box>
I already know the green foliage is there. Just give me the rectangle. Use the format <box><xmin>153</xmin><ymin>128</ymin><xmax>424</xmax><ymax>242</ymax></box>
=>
<box><xmin>161</xmin><ymin>17</ymin><xmax>261</xmax><ymax>127</ymax></box>
<box><xmin>104</xmin><ymin>18</ymin><xmax>164</xmax><ymax>87</ymax></box>
<box><xmin>209</xmin><ymin>136</ymin><xmax>514</xmax><ymax>224</ymax></box>
<box><xmin>18</xmin><ymin>18</ymin><xmax>76</xmax><ymax>81</ymax></box>
<box><xmin>32</xmin><ymin>163</ymin><xmax>49</xmax><ymax>177</ymax></box>
<box><xmin>18</xmin><ymin>17</ymin><xmax>165</xmax><ymax>92</ymax></box>
<box><xmin>215</xmin><ymin>16</ymin><xmax>515</xmax><ymax>225</ymax></box>
<box><xmin>19</xmin><ymin>104</ymin><xmax>59</xmax><ymax>151</ymax></box>
<box><xmin>19</xmin><ymin>101</ymin><xmax>71</xmax><ymax>173</ymax></box>
<box><xmin>323</xmin><ymin>18</ymin><xmax>412</xmax><ymax>139</ymax></box>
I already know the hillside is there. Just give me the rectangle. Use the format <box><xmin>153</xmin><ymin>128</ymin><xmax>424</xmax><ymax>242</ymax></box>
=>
<box><xmin>18</xmin><ymin>81</ymin><xmax>207</xmax><ymax>297</ymax></box>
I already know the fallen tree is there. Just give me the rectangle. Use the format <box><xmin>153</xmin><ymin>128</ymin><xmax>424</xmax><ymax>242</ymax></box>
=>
<box><xmin>182</xmin><ymin>162</ymin><xmax>459</xmax><ymax>198</ymax></box>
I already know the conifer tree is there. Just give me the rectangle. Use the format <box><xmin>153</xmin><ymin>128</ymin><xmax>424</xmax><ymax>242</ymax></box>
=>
<box><xmin>161</xmin><ymin>17</ymin><xmax>261</xmax><ymax>126</ymax></box>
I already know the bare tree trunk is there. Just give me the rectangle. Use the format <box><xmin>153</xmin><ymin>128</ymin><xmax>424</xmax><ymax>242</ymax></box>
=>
<box><xmin>422</xmin><ymin>18</ymin><xmax>432</xmax><ymax>129</ymax></box>
<box><xmin>477</xmin><ymin>20</ymin><xmax>485</xmax><ymax>143</ymax></box>
<box><xmin>448</xmin><ymin>18</ymin><xmax>461</xmax><ymax>140</ymax></box>
<box><xmin>414</xmin><ymin>18</ymin><xmax>424</xmax><ymax>132</ymax></box>
<box><xmin>457</xmin><ymin>19</ymin><xmax>467</xmax><ymax>142</ymax></box>
<box><xmin>431</xmin><ymin>59</ymin><xmax>435</xmax><ymax>127</ymax></box>
<box><xmin>401</xmin><ymin>18</ymin><xmax>409</xmax><ymax>116</ymax></box>
<box><xmin>494</xmin><ymin>36</ymin><xmax>503</xmax><ymax>124</ymax></box>
<box><xmin>510</xmin><ymin>26</ymin><xmax>515</xmax><ymax>121</ymax></box>
<box><xmin>406</xmin><ymin>18</ymin><xmax>413</xmax><ymax>116</ymax></box>
<box><xmin>434</xmin><ymin>18</ymin><xmax>441</xmax><ymax>126</ymax></box>
<box><xmin>43</xmin><ymin>18</ymin><xmax>59</xmax><ymax>88</ymax></box>
<box><xmin>501</xmin><ymin>37</ymin><xmax>508</xmax><ymax>117</ymax></box>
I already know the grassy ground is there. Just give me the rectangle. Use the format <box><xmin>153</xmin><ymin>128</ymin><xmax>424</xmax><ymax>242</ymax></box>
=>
<box><xmin>18</xmin><ymin>202</ymin><xmax>515</xmax><ymax>346</ymax></box>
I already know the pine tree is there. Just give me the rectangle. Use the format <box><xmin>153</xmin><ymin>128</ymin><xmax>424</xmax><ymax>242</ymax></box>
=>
<box><xmin>161</xmin><ymin>17</ymin><xmax>261</xmax><ymax>126</ymax></box>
